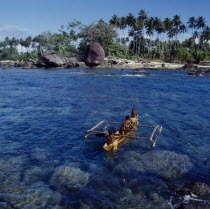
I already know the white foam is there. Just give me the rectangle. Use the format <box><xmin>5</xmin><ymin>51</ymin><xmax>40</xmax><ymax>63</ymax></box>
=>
<box><xmin>183</xmin><ymin>194</ymin><xmax>210</xmax><ymax>204</ymax></box>
<box><xmin>122</xmin><ymin>74</ymin><xmax>145</xmax><ymax>77</ymax></box>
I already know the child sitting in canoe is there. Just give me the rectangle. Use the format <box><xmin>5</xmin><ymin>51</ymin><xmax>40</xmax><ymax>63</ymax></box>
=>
<box><xmin>106</xmin><ymin>129</ymin><xmax>115</xmax><ymax>145</ymax></box>
<box><xmin>122</xmin><ymin>115</ymin><xmax>135</xmax><ymax>133</ymax></box>
<box><xmin>130</xmin><ymin>109</ymin><xmax>138</xmax><ymax>124</ymax></box>
<box><xmin>114</xmin><ymin>125</ymin><xmax>125</xmax><ymax>140</ymax></box>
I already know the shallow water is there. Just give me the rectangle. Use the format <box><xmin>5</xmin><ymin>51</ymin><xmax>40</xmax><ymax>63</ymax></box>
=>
<box><xmin>0</xmin><ymin>68</ymin><xmax>209</xmax><ymax>208</ymax></box>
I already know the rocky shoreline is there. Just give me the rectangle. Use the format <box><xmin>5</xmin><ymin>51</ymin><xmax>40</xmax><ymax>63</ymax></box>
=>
<box><xmin>1</xmin><ymin>42</ymin><xmax>210</xmax><ymax>76</ymax></box>
<box><xmin>1</xmin><ymin>57</ymin><xmax>210</xmax><ymax>76</ymax></box>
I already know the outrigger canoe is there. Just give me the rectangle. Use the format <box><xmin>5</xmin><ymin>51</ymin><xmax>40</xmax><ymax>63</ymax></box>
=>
<box><xmin>103</xmin><ymin>129</ymin><xmax>134</xmax><ymax>151</ymax></box>
<box><xmin>85</xmin><ymin>120</ymin><xmax>162</xmax><ymax>151</ymax></box>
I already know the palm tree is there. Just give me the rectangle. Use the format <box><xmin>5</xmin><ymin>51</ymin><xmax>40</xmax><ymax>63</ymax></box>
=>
<box><xmin>201</xmin><ymin>26</ymin><xmax>210</xmax><ymax>42</ymax></box>
<box><xmin>155</xmin><ymin>20</ymin><xmax>165</xmax><ymax>59</ymax></box>
<box><xmin>164</xmin><ymin>18</ymin><xmax>173</xmax><ymax>38</ymax></box>
<box><xmin>163</xmin><ymin>18</ymin><xmax>174</xmax><ymax>58</ymax></box>
<box><xmin>119</xmin><ymin>16</ymin><xmax>127</xmax><ymax>42</ymax></box>
<box><xmin>173</xmin><ymin>15</ymin><xmax>182</xmax><ymax>41</ymax></box>
<box><xmin>146</xmin><ymin>17</ymin><xmax>155</xmax><ymax>58</ymax></box>
<box><xmin>126</xmin><ymin>13</ymin><xmax>136</xmax><ymax>30</ymax></box>
<box><xmin>137</xmin><ymin>10</ymin><xmax>148</xmax><ymax>57</ymax></box>
<box><xmin>126</xmin><ymin>13</ymin><xmax>138</xmax><ymax>57</ymax></box>
<box><xmin>109</xmin><ymin>14</ymin><xmax>120</xmax><ymax>35</ymax></box>
<box><xmin>188</xmin><ymin>16</ymin><xmax>197</xmax><ymax>35</ymax></box>
<box><xmin>196</xmin><ymin>16</ymin><xmax>206</xmax><ymax>32</ymax></box>
<box><xmin>179</xmin><ymin>24</ymin><xmax>187</xmax><ymax>42</ymax></box>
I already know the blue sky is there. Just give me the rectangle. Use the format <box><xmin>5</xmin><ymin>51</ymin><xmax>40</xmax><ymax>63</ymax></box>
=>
<box><xmin>0</xmin><ymin>0</ymin><xmax>210</xmax><ymax>40</ymax></box>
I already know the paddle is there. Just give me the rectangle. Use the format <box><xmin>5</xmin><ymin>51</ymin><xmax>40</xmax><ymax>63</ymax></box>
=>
<box><xmin>95</xmin><ymin>132</ymin><xmax>108</xmax><ymax>137</ymax></box>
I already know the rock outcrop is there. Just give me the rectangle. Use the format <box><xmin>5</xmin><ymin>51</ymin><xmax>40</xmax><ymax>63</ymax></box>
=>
<box><xmin>106</xmin><ymin>56</ymin><xmax>135</xmax><ymax>66</ymax></box>
<box><xmin>42</xmin><ymin>50</ymin><xmax>84</xmax><ymax>68</ymax></box>
<box><xmin>188</xmin><ymin>68</ymin><xmax>210</xmax><ymax>76</ymax></box>
<box><xmin>85</xmin><ymin>42</ymin><xmax>105</xmax><ymax>67</ymax></box>
<box><xmin>182</xmin><ymin>63</ymin><xmax>198</xmax><ymax>71</ymax></box>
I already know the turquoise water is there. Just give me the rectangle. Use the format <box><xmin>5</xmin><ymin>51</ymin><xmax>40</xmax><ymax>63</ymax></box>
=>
<box><xmin>0</xmin><ymin>68</ymin><xmax>209</xmax><ymax>208</ymax></box>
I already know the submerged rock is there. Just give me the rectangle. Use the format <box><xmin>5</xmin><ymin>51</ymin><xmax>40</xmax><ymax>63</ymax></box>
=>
<box><xmin>1</xmin><ymin>182</ymin><xmax>61</xmax><ymax>209</ymax></box>
<box><xmin>177</xmin><ymin>201</ymin><xmax>210</xmax><ymax>209</ymax></box>
<box><xmin>50</xmin><ymin>166</ymin><xmax>90</xmax><ymax>191</ymax></box>
<box><xmin>23</xmin><ymin>165</ymin><xmax>53</xmax><ymax>185</ymax></box>
<box><xmin>170</xmin><ymin>181</ymin><xmax>210</xmax><ymax>199</ymax></box>
<box><xmin>113</xmin><ymin>150</ymin><xmax>193</xmax><ymax>180</ymax></box>
<box><xmin>30</xmin><ymin>147</ymin><xmax>52</xmax><ymax>162</ymax></box>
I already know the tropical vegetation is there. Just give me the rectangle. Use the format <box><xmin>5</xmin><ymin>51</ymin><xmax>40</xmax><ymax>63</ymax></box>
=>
<box><xmin>0</xmin><ymin>10</ymin><xmax>209</xmax><ymax>63</ymax></box>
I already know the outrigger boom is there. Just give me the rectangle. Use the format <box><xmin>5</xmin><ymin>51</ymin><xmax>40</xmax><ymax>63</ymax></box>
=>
<box><xmin>85</xmin><ymin>120</ymin><xmax>162</xmax><ymax>148</ymax></box>
<box><xmin>85</xmin><ymin>120</ymin><xmax>106</xmax><ymax>139</ymax></box>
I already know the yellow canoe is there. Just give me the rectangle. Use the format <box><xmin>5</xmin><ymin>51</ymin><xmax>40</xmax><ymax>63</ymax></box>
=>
<box><xmin>103</xmin><ymin>130</ymin><xmax>133</xmax><ymax>151</ymax></box>
<box><xmin>130</xmin><ymin>117</ymin><xmax>138</xmax><ymax>125</ymax></box>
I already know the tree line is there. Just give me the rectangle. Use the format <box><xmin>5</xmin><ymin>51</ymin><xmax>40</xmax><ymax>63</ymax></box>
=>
<box><xmin>0</xmin><ymin>10</ymin><xmax>209</xmax><ymax>63</ymax></box>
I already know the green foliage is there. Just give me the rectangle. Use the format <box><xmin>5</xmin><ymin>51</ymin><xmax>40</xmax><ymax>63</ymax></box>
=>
<box><xmin>192</xmin><ymin>50</ymin><xmax>206</xmax><ymax>63</ymax></box>
<box><xmin>16</xmin><ymin>51</ymin><xmax>41</xmax><ymax>61</ymax></box>
<box><xmin>0</xmin><ymin>47</ymin><xmax>18</xmax><ymax>60</ymax></box>
<box><xmin>108</xmin><ymin>43</ymin><xmax>130</xmax><ymax>59</ymax></box>
<box><xmin>57</xmin><ymin>45</ymin><xmax>78</xmax><ymax>57</ymax></box>
<box><xmin>78</xmin><ymin>20</ymin><xmax>117</xmax><ymax>55</ymax></box>
<box><xmin>176</xmin><ymin>48</ymin><xmax>194</xmax><ymax>62</ymax></box>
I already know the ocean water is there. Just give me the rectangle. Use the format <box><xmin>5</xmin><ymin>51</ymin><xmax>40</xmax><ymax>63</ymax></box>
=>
<box><xmin>0</xmin><ymin>68</ymin><xmax>209</xmax><ymax>209</ymax></box>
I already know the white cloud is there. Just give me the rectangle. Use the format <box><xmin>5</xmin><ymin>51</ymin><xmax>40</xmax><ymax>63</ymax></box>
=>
<box><xmin>0</xmin><ymin>25</ymin><xmax>29</xmax><ymax>39</ymax></box>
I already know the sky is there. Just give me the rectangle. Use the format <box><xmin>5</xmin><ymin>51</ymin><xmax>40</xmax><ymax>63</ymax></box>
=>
<box><xmin>0</xmin><ymin>0</ymin><xmax>210</xmax><ymax>40</ymax></box>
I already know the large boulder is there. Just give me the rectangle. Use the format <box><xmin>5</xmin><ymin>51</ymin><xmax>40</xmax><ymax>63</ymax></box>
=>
<box><xmin>42</xmin><ymin>50</ymin><xmax>83</xmax><ymax>68</ymax></box>
<box><xmin>85</xmin><ymin>42</ymin><xmax>105</xmax><ymax>67</ymax></box>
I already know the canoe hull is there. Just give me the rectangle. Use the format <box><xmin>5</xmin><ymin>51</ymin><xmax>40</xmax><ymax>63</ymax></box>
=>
<box><xmin>103</xmin><ymin>131</ymin><xmax>132</xmax><ymax>151</ymax></box>
<box><xmin>130</xmin><ymin>117</ymin><xmax>138</xmax><ymax>124</ymax></box>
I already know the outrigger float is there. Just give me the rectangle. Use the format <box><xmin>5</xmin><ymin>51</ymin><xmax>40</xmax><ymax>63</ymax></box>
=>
<box><xmin>85</xmin><ymin>120</ymin><xmax>162</xmax><ymax>151</ymax></box>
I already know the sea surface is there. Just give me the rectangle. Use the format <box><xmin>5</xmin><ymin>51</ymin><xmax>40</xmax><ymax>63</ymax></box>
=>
<box><xmin>0</xmin><ymin>68</ymin><xmax>209</xmax><ymax>209</ymax></box>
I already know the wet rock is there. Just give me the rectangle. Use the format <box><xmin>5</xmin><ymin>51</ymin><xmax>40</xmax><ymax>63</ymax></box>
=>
<box><xmin>34</xmin><ymin>61</ymin><xmax>46</xmax><ymax>68</ymax></box>
<box><xmin>0</xmin><ymin>202</ymin><xmax>9</xmax><ymax>208</ymax></box>
<box><xmin>182</xmin><ymin>64</ymin><xmax>198</xmax><ymax>71</ymax></box>
<box><xmin>113</xmin><ymin>150</ymin><xmax>193</xmax><ymax>180</ymax></box>
<box><xmin>22</xmin><ymin>62</ymin><xmax>34</xmax><ymax>69</ymax></box>
<box><xmin>0</xmin><ymin>61</ymin><xmax>15</xmax><ymax>68</ymax></box>
<box><xmin>23</xmin><ymin>166</ymin><xmax>52</xmax><ymax>185</ymax></box>
<box><xmin>0</xmin><ymin>155</ymin><xmax>29</xmax><ymax>188</ymax></box>
<box><xmin>186</xmin><ymin>181</ymin><xmax>210</xmax><ymax>198</ymax></box>
<box><xmin>85</xmin><ymin>42</ymin><xmax>105</xmax><ymax>67</ymax></box>
<box><xmin>188</xmin><ymin>68</ymin><xmax>210</xmax><ymax>76</ymax></box>
<box><xmin>30</xmin><ymin>147</ymin><xmax>52</xmax><ymax>162</ymax></box>
<box><xmin>171</xmin><ymin>181</ymin><xmax>210</xmax><ymax>199</ymax></box>
<box><xmin>1</xmin><ymin>182</ymin><xmax>61</xmax><ymax>209</ymax></box>
<box><xmin>177</xmin><ymin>201</ymin><xmax>210</xmax><ymax>209</ymax></box>
<box><xmin>50</xmin><ymin>166</ymin><xmax>90</xmax><ymax>191</ymax></box>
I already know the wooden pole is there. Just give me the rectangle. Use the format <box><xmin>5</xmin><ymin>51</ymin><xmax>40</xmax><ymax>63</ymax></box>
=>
<box><xmin>87</xmin><ymin>120</ymin><xmax>106</xmax><ymax>132</ymax></box>
<box><xmin>85</xmin><ymin>120</ymin><xmax>106</xmax><ymax>139</ymax></box>
<box><xmin>92</xmin><ymin>131</ymin><xmax>150</xmax><ymax>139</ymax></box>
<box><xmin>106</xmin><ymin>121</ymin><xmax>156</xmax><ymax>128</ymax></box>
<box><xmin>149</xmin><ymin>125</ymin><xmax>160</xmax><ymax>147</ymax></box>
